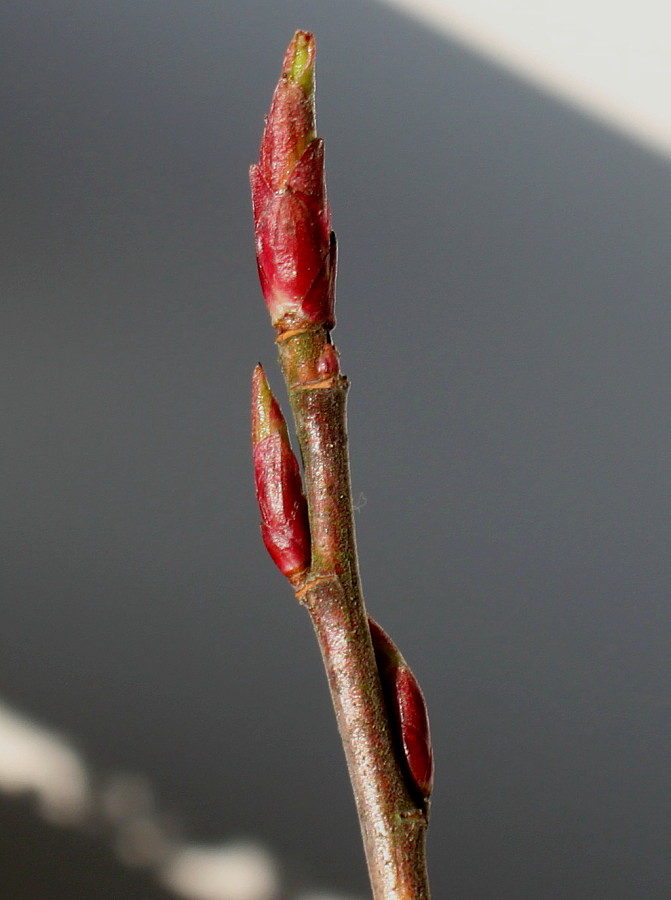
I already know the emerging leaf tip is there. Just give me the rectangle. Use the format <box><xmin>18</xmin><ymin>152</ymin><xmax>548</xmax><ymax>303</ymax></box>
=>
<box><xmin>282</xmin><ymin>30</ymin><xmax>315</xmax><ymax>96</ymax></box>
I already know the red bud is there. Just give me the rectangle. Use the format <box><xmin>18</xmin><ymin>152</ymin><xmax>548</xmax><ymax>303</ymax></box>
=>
<box><xmin>252</xmin><ymin>365</ymin><xmax>310</xmax><ymax>581</ymax></box>
<box><xmin>368</xmin><ymin>617</ymin><xmax>434</xmax><ymax>804</ymax></box>
<box><xmin>250</xmin><ymin>31</ymin><xmax>336</xmax><ymax>332</ymax></box>
<box><xmin>316</xmin><ymin>342</ymin><xmax>340</xmax><ymax>378</ymax></box>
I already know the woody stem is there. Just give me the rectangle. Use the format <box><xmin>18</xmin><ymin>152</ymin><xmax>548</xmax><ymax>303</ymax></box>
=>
<box><xmin>277</xmin><ymin>326</ymin><xmax>431</xmax><ymax>900</ymax></box>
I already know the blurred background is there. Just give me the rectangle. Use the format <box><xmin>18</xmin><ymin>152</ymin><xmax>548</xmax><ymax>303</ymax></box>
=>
<box><xmin>2</xmin><ymin>1</ymin><xmax>670</xmax><ymax>897</ymax></box>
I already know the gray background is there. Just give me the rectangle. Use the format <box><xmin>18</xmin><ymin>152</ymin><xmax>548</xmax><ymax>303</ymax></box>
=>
<box><xmin>2</xmin><ymin>1</ymin><xmax>670</xmax><ymax>897</ymax></box>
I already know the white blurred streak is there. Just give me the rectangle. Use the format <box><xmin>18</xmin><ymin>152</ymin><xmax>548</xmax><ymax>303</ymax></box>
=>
<box><xmin>160</xmin><ymin>843</ymin><xmax>280</xmax><ymax>900</ymax></box>
<box><xmin>381</xmin><ymin>0</ymin><xmax>671</xmax><ymax>157</ymax></box>
<box><xmin>0</xmin><ymin>700</ymin><xmax>90</xmax><ymax>824</ymax></box>
<box><xmin>101</xmin><ymin>774</ymin><xmax>177</xmax><ymax>867</ymax></box>
<box><xmin>0</xmin><ymin>699</ymin><xmax>350</xmax><ymax>900</ymax></box>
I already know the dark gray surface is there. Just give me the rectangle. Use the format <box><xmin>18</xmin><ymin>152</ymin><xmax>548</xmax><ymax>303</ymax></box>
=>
<box><xmin>2</xmin><ymin>1</ymin><xmax>670</xmax><ymax>897</ymax></box>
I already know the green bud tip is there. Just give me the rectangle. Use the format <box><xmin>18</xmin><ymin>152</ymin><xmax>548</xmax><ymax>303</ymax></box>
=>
<box><xmin>282</xmin><ymin>30</ymin><xmax>315</xmax><ymax>97</ymax></box>
<box><xmin>251</xmin><ymin>364</ymin><xmax>288</xmax><ymax>446</ymax></box>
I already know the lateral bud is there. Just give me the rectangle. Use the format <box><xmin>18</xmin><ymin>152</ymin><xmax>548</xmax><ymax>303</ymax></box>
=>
<box><xmin>252</xmin><ymin>365</ymin><xmax>310</xmax><ymax>582</ymax></box>
<box><xmin>368</xmin><ymin>616</ymin><xmax>434</xmax><ymax>805</ymax></box>
<box><xmin>316</xmin><ymin>342</ymin><xmax>340</xmax><ymax>378</ymax></box>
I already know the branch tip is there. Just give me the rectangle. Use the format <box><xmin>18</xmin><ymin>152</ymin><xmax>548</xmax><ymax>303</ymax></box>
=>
<box><xmin>282</xmin><ymin>30</ymin><xmax>315</xmax><ymax>97</ymax></box>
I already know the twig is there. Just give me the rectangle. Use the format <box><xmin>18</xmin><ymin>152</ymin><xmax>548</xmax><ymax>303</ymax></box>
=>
<box><xmin>249</xmin><ymin>32</ymin><xmax>432</xmax><ymax>899</ymax></box>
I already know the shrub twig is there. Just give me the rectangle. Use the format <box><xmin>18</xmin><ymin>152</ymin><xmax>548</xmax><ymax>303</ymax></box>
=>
<box><xmin>249</xmin><ymin>32</ymin><xmax>432</xmax><ymax>899</ymax></box>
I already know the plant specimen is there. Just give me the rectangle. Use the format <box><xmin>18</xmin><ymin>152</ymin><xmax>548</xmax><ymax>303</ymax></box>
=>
<box><xmin>250</xmin><ymin>32</ymin><xmax>432</xmax><ymax>900</ymax></box>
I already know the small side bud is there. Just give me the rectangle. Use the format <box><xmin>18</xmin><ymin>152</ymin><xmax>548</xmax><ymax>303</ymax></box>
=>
<box><xmin>252</xmin><ymin>365</ymin><xmax>310</xmax><ymax>582</ymax></box>
<box><xmin>316</xmin><ymin>342</ymin><xmax>340</xmax><ymax>378</ymax></box>
<box><xmin>368</xmin><ymin>617</ymin><xmax>434</xmax><ymax>804</ymax></box>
